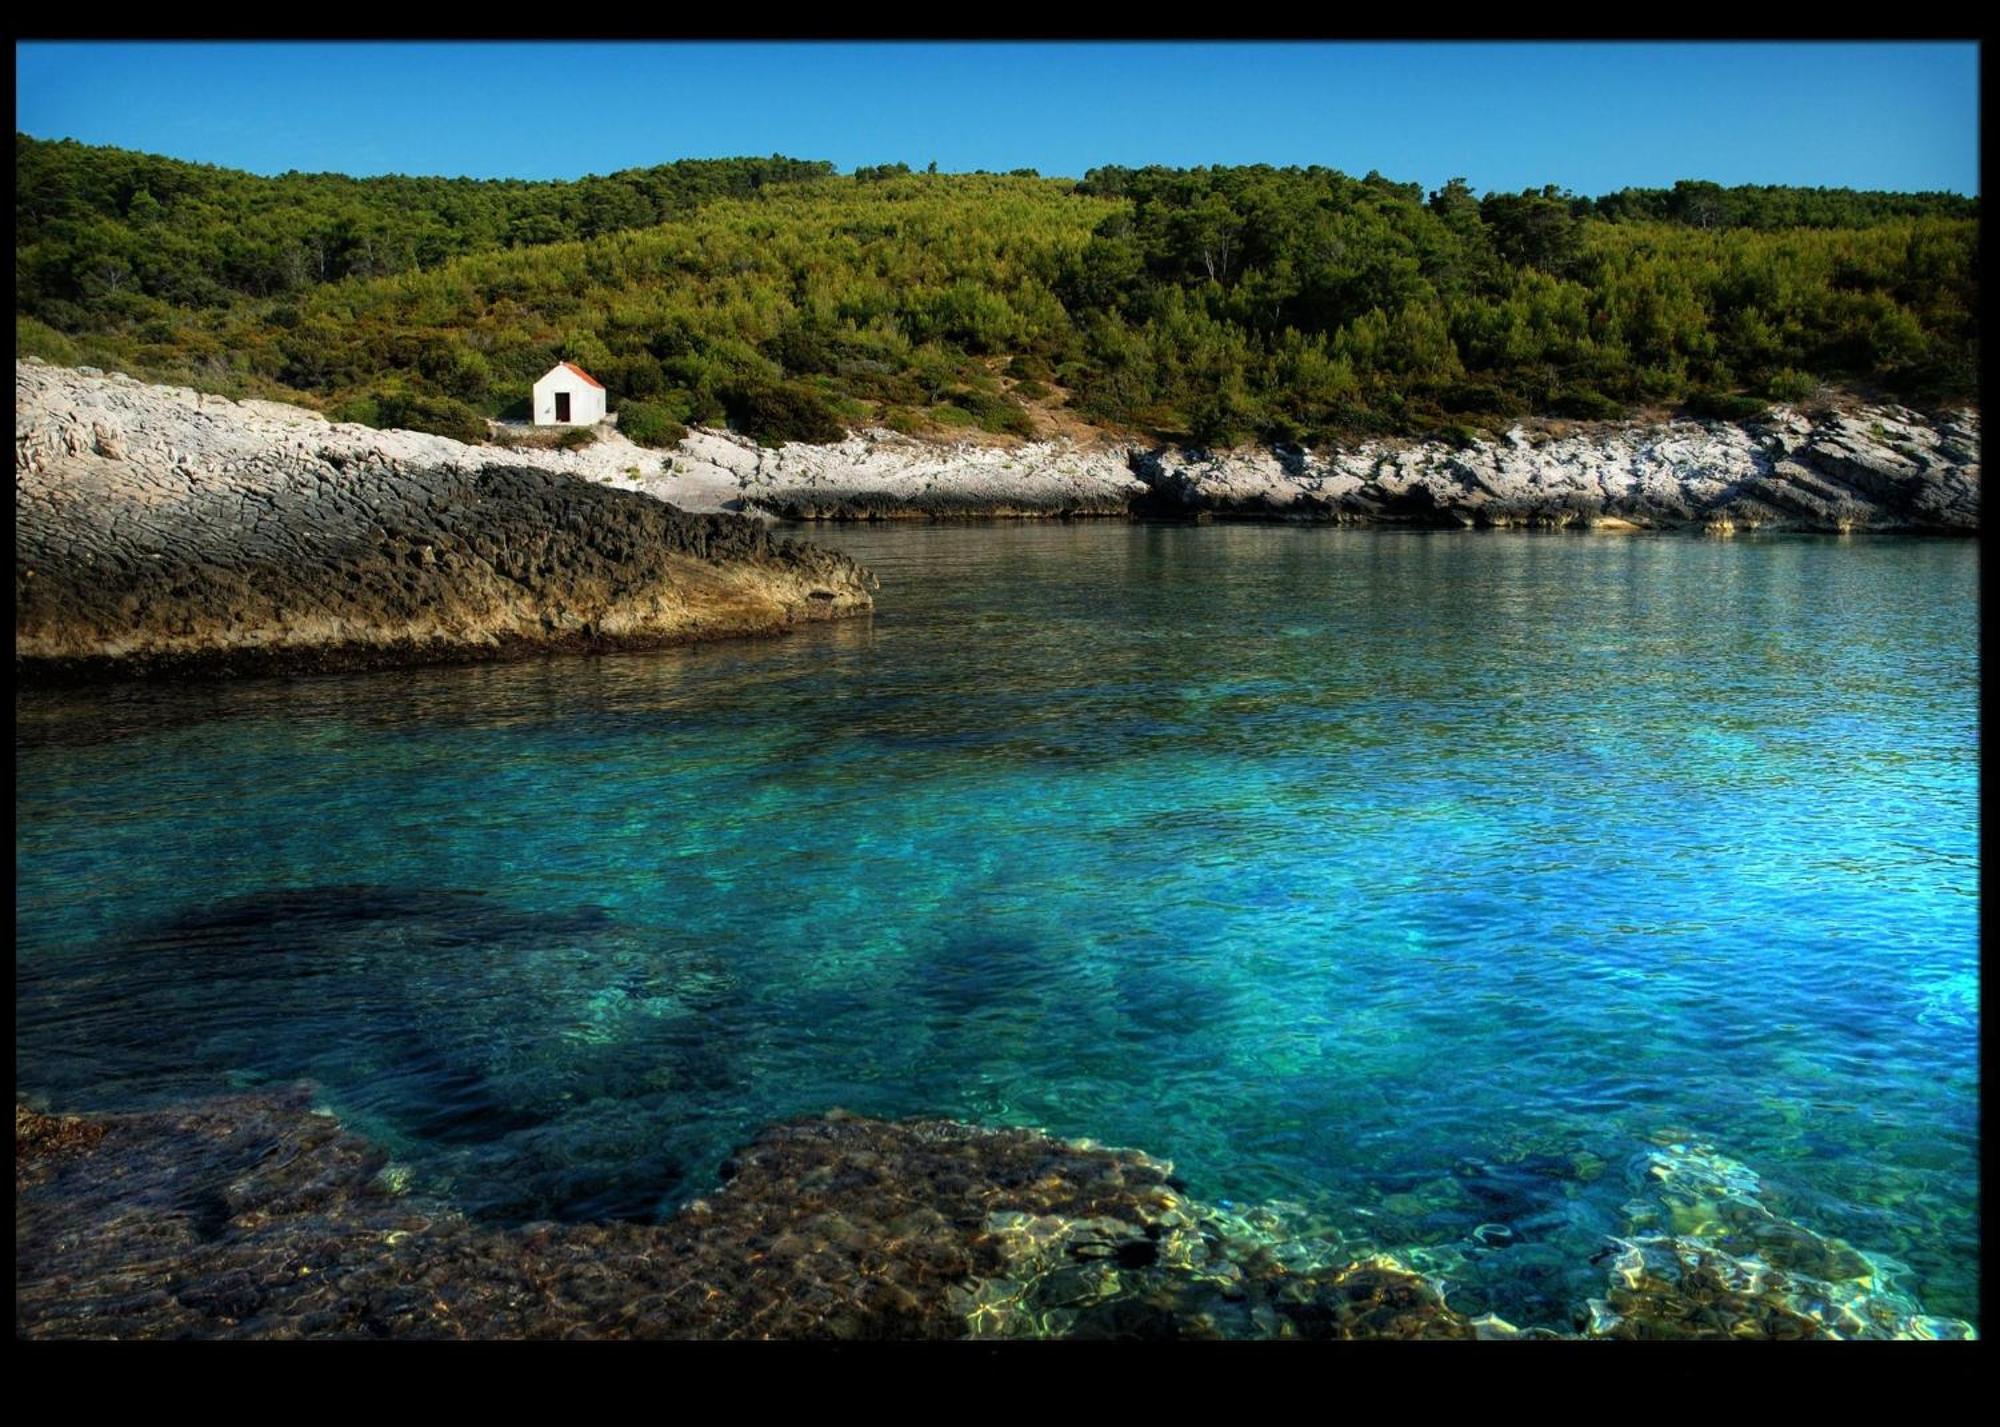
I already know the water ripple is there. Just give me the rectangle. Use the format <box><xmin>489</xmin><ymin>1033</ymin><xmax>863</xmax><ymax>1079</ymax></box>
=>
<box><xmin>16</xmin><ymin>525</ymin><xmax>1980</xmax><ymax>1331</ymax></box>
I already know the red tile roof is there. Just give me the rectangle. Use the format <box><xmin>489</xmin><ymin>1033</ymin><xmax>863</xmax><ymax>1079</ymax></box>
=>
<box><xmin>557</xmin><ymin>361</ymin><xmax>604</xmax><ymax>390</ymax></box>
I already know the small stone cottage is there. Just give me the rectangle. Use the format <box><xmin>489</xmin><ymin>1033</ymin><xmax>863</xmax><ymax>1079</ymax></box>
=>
<box><xmin>532</xmin><ymin>361</ymin><xmax>607</xmax><ymax>426</ymax></box>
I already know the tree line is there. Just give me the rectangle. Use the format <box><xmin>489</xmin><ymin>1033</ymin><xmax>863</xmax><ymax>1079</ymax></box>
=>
<box><xmin>15</xmin><ymin>138</ymin><xmax>1979</xmax><ymax>448</ymax></box>
<box><xmin>17</xmin><ymin>135</ymin><xmax>834</xmax><ymax>326</ymax></box>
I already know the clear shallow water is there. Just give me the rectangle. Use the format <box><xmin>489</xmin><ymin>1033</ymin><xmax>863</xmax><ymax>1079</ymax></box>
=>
<box><xmin>16</xmin><ymin>525</ymin><xmax>1980</xmax><ymax>1332</ymax></box>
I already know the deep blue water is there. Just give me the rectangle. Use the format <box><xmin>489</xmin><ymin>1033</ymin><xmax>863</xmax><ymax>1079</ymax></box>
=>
<box><xmin>15</xmin><ymin>525</ymin><xmax>1980</xmax><ymax>1331</ymax></box>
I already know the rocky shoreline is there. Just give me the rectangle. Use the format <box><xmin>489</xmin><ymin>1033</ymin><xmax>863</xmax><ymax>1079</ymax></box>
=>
<box><xmin>1123</xmin><ymin>404</ymin><xmax>1979</xmax><ymax>532</ymax></box>
<box><xmin>16</xmin><ymin>1086</ymin><xmax>1971</xmax><ymax>1340</ymax></box>
<box><xmin>15</xmin><ymin>359</ymin><xmax>1979</xmax><ymax>681</ymax></box>
<box><xmin>16</xmin><ymin>361</ymin><xmax>876</xmax><ymax>683</ymax></box>
<box><xmin>609</xmin><ymin>393</ymin><xmax>1979</xmax><ymax>535</ymax></box>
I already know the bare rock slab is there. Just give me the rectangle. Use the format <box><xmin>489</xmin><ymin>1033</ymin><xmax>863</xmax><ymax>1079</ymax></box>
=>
<box><xmin>15</xmin><ymin>361</ymin><xmax>876</xmax><ymax>682</ymax></box>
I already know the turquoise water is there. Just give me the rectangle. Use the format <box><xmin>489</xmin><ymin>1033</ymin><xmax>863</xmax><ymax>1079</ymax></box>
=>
<box><xmin>15</xmin><ymin>525</ymin><xmax>1980</xmax><ymax>1332</ymax></box>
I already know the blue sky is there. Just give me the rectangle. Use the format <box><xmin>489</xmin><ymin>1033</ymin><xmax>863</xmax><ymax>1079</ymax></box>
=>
<box><xmin>15</xmin><ymin>41</ymin><xmax>1981</xmax><ymax>195</ymax></box>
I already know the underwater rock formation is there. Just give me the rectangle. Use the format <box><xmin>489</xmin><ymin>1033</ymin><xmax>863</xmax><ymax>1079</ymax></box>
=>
<box><xmin>1581</xmin><ymin>1140</ymin><xmax>1976</xmax><ymax>1341</ymax></box>
<box><xmin>15</xmin><ymin>1088</ymin><xmax>1971</xmax><ymax>1340</ymax></box>
<box><xmin>15</xmin><ymin>1105</ymin><xmax>106</xmax><ymax>1177</ymax></box>
<box><xmin>12</xmin><ymin>1088</ymin><xmax>1468</xmax><ymax>1339</ymax></box>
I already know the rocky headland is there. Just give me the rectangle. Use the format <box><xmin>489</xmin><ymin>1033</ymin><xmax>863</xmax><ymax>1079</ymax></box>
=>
<box><xmin>15</xmin><ymin>360</ymin><xmax>876</xmax><ymax>683</ymax></box>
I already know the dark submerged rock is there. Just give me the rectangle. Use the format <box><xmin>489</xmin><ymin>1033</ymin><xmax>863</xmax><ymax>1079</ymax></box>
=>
<box><xmin>14</xmin><ymin>1089</ymin><xmax>1467</xmax><ymax>1340</ymax></box>
<box><xmin>15</xmin><ymin>1105</ymin><xmax>107</xmax><ymax>1179</ymax></box>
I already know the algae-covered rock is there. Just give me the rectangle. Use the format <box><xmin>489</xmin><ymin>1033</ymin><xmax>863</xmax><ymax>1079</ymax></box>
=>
<box><xmin>14</xmin><ymin>1104</ymin><xmax>108</xmax><ymax>1183</ymax></box>
<box><xmin>1580</xmin><ymin>1140</ymin><xmax>1977</xmax><ymax>1341</ymax></box>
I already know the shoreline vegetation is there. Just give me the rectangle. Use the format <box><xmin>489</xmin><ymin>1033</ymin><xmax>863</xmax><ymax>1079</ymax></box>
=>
<box><xmin>15</xmin><ymin>1085</ymin><xmax>1974</xmax><ymax>1340</ymax></box>
<box><xmin>17</xmin><ymin>137</ymin><xmax>1978</xmax><ymax>455</ymax></box>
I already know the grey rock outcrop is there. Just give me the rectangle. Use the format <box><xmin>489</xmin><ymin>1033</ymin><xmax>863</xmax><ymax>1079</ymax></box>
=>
<box><xmin>592</xmin><ymin>397</ymin><xmax>1976</xmax><ymax>533</ymax></box>
<box><xmin>1125</xmin><ymin>406</ymin><xmax>1978</xmax><ymax>532</ymax></box>
<box><xmin>15</xmin><ymin>360</ymin><xmax>875</xmax><ymax>682</ymax></box>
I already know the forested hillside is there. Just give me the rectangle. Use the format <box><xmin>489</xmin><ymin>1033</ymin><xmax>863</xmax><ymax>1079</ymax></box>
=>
<box><xmin>16</xmin><ymin>136</ymin><xmax>1979</xmax><ymax>448</ymax></box>
<box><xmin>16</xmin><ymin>136</ymin><xmax>835</xmax><ymax>314</ymax></box>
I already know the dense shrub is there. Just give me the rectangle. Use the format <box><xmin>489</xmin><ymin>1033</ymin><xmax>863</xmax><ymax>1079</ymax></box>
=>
<box><xmin>720</xmin><ymin>380</ymin><xmax>848</xmax><ymax>446</ymax></box>
<box><xmin>1766</xmin><ymin>368</ymin><xmax>1818</xmax><ymax>403</ymax></box>
<box><xmin>616</xmin><ymin>399</ymin><xmax>687</xmax><ymax>449</ymax></box>
<box><xmin>653</xmin><ymin>385</ymin><xmax>725</xmax><ymax>429</ymax></box>
<box><xmin>16</xmin><ymin>315</ymin><xmax>80</xmax><ymax>365</ymax></box>
<box><xmin>344</xmin><ymin>390</ymin><xmax>487</xmax><ymax>443</ymax></box>
<box><xmin>1686</xmin><ymin>390</ymin><xmax>1771</xmax><ymax>422</ymax></box>
<box><xmin>945</xmin><ymin>386</ymin><xmax>1036</xmax><ymax>437</ymax></box>
<box><xmin>1546</xmin><ymin>389</ymin><xmax>1625</xmax><ymax>421</ymax></box>
<box><xmin>404</xmin><ymin>397</ymin><xmax>490</xmax><ymax>444</ymax></box>
<box><xmin>329</xmin><ymin>393</ymin><xmax>381</xmax><ymax>427</ymax></box>
<box><xmin>1439</xmin><ymin>381</ymin><xmax>1526</xmax><ymax>417</ymax></box>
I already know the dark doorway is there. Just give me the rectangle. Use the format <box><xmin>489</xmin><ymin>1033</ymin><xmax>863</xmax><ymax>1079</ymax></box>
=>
<box><xmin>555</xmin><ymin>392</ymin><xmax>571</xmax><ymax>423</ymax></box>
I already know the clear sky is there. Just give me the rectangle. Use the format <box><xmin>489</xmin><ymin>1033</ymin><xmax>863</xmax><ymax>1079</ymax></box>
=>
<box><xmin>14</xmin><ymin>41</ymin><xmax>1982</xmax><ymax>195</ymax></box>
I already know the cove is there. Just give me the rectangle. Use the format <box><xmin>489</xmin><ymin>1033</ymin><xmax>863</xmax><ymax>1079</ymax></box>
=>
<box><xmin>15</xmin><ymin>524</ymin><xmax>1980</xmax><ymax>1333</ymax></box>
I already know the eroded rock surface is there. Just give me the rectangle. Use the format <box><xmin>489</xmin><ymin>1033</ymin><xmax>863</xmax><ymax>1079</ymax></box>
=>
<box><xmin>17</xmin><ymin>357</ymin><xmax>1975</xmax><ymax>677</ymax></box>
<box><xmin>1126</xmin><ymin>406</ymin><xmax>1979</xmax><ymax>532</ymax></box>
<box><xmin>609</xmin><ymin>399</ymin><xmax>1978</xmax><ymax>533</ymax></box>
<box><xmin>647</xmin><ymin>426</ymin><xmax>1146</xmax><ymax>519</ymax></box>
<box><xmin>16</xmin><ymin>361</ymin><xmax>875</xmax><ymax>682</ymax></box>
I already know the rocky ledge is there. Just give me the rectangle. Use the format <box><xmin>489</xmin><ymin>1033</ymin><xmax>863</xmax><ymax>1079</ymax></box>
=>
<box><xmin>15</xmin><ymin>360</ymin><xmax>876</xmax><ymax>683</ymax></box>
<box><xmin>16</xmin><ymin>1088</ymin><xmax>1973</xmax><ymax>1340</ymax></box>
<box><xmin>618</xmin><ymin>402</ymin><xmax>1976</xmax><ymax>532</ymax></box>
<box><xmin>1126</xmin><ymin>403</ymin><xmax>1979</xmax><ymax>532</ymax></box>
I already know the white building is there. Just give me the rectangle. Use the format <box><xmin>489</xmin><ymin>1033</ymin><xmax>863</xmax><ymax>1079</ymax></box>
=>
<box><xmin>531</xmin><ymin>361</ymin><xmax>608</xmax><ymax>426</ymax></box>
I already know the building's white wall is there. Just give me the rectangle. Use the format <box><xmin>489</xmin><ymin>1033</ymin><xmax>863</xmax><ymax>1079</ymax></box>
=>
<box><xmin>531</xmin><ymin>370</ymin><xmax>608</xmax><ymax>426</ymax></box>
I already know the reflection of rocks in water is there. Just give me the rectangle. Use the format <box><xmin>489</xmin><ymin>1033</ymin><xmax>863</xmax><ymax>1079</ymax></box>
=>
<box><xmin>1581</xmin><ymin>1140</ymin><xmax>1976</xmax><ymax>1340</ymax></box>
